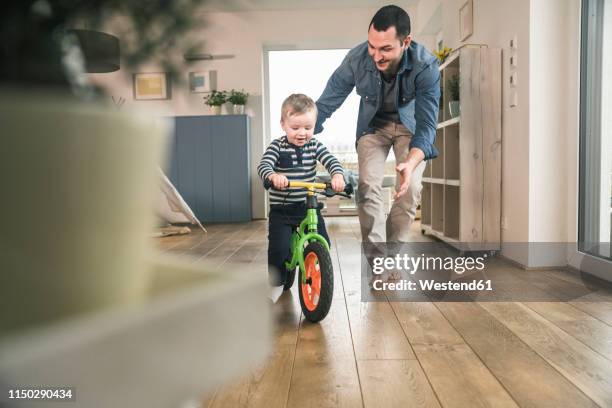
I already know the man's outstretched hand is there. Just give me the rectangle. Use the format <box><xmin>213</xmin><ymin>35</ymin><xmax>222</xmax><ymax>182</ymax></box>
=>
<box><xmin>394</xmin><ymin>148</ymin><xmax>425</xmax><ymax>200</ymax></box>
<box><xmin>394</xmin><ymin>162</ymin><xmax>412</xmax><ymax>199</ymax></box>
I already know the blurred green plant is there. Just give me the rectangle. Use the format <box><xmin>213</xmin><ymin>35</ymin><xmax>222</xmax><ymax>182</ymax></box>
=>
<box><xmin>204</xmin><ymin>90</ymin><xmax>227</xmax><ymax>106</ymax></box>
<box><xmin>1</xmin><ymin>0</ymin><xmax>207</xmax><ymax>94</ymax></box>
<box><xmin>228</xmin><ymin>89</ymin><xmax>249</xmax><ymax>105</ymax></box>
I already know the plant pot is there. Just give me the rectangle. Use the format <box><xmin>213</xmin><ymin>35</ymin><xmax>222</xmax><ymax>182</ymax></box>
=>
<box><xmin>209</xmin><ymin>105</ymin><xmax>222</xmax><ymax>115</ymax></box>
<box><xmin>448</xmin><ymin>100</ymin><xmax>460</xmax><ymax>118</ymax></box>
<box><xmin>233</xmin><ymin>104</ymin><xmax>245</xmax><ymax>115</ymax></box>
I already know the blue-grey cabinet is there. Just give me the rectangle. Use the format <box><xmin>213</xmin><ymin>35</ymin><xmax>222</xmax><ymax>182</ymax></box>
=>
<box><xmin>168</xmin><ymin>115</ymin><xmax>251</xmax><ymax>223</ymax></box>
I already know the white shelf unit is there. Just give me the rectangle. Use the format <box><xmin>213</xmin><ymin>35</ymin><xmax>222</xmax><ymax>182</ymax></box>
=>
<box><xmin>421</xmin><ymin>46</ymin><xmax>502</xmax><ymax>251</ymax></box>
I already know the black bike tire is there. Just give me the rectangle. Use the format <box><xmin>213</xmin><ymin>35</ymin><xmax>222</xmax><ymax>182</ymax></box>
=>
<box><xmin>299</xmin><ymin>241</ymin><xmax>334</xmax><ymax>322</ymax></box>
<box><xmin>284</xmin><ymin>265</ymin><xmax>296</xmax><ymax>291</ymax></box>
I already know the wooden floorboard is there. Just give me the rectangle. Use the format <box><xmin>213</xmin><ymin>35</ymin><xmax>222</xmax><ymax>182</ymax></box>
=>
<box><xmin>154</xmin><ymin>223</ymin><xmax>222</xmax><ymax>254</ymax></box>
<box><xmin>154</xmin><ymin>218</ymin><xmax>612</xmax><ymax>408</ymax></box>
<box><xmin>206</xmin><ymin>236</ymin><xmax>296</xmax><ymax>408</ymax></box>
<box><xmin>286</xmin><ymin>300</ymin><xmax>363</xmax><ymax>408</ymax></box>
<box><xmin>391</xmin><ymin>302</ymin><xmax>464</xmax><ymax>346</ymax></box>
<box><xmin>523</xmin><ymin>301</ymin><xmax>612</xmax><ymax>360</ymax></box>
<box><xmin>436</xmin><ymin>302</ymin><xmax>598</xmax><ymax>407</ymax></box>
<box><xmin>571</xmin><ymin>293</ymin><xmax>612</xmax><ymax>327</ymax></box>
<box><xmin>358</xmin><ymin>359</ymin><xmax>441</xmax><ymax>408</ymax></box>
<box><xmin>481</xmin><ymin>302</ymin><xmax>612</xmax><ymax>407</ymax></box>
<box><xmin>208</xmin><ymin>292</ymin><xmax>301</xmax><ymax>408</ymax></box>
<box><xmin>335</xmin><ymin>237</ymin><xmax>416</xmax><ymax>360</ymax></box>
<box><xmin>412</xmin><ymin>343</ymin><xmax>518</xmax><ymax>408</ymax></box>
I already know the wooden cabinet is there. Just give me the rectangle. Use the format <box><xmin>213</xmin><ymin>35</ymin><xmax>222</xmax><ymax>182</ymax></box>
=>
<box><xmin>168</xmin><ymin>115</ymin><xmax>251</xmax><ymax>223</ymax></box>
<box><xmin>421</xmin><ymin>46</ymin><xmax>502</xmax><ymax>250</ymax></box>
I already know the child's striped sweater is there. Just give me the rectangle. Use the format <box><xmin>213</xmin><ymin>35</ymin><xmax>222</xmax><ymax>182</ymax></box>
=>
<box><xmin>258</xmin><ymin>136</ymin><xmax>344</xmax><ymax>205</ymax></box>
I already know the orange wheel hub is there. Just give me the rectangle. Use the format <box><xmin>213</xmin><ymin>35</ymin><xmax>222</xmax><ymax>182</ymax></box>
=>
<box><xmin>301</xmin><ymin>252</ymin><xmax>321</xmax><ymax>311</ymax></box>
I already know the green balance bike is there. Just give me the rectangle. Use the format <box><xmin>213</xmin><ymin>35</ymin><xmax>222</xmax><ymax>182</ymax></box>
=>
<box><xmin>264</xmin><ymin>179</ymin><xmax>353</xmax><ymax>322</ymax></box>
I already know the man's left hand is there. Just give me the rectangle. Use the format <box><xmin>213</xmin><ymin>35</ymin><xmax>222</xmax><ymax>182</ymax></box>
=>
<box><xmin>394</xmin><ymin>147</ymin><xmax>425</xmax><ymax>200</ymax></box>
<box><xmin>394</xmin><ymin>162</ymin><xmax>412</xmax><ymax>199</ymax></box>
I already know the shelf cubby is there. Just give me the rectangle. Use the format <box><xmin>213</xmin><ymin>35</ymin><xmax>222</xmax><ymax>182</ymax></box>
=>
<box><xmin>445</xmin><ymin>123</ymin><xmax>460</xmax><ymax>180</ymax></box>
<box><xmin>421</xmin><ymin>182</ymin><xmax>432</xmax><ymax>226</ymax></box>
<box><xmin>424</xmin><ymin>158</ymin><xmax>432</xmax><ymax>178</ymax></box>
<box><xmin>432</xmin><ymin>184</ymin><xmax>444</xmax><ymax>232</ymax></box>
<box><xmin>444</xmin><ymin>185</ymin><xmax>460</xmax><ymax>240</ymax></box>
<box><xmin>432</xmin><ymin>129</ymin><xmax>444</xmax><ymax>179</ymax></box>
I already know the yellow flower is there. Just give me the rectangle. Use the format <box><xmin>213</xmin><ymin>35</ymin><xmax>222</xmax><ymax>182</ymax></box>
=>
<box><xmin>433</xmin><ymin>46</ymin><xmax>453</xmax><ymax>63</ymax></box>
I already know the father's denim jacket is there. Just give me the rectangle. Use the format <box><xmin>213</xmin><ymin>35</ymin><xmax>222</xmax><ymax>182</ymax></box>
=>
<box><xmin>315</xmin><ymin>41</ymin><xmax>440</xmax><ymax>160</ymax></box>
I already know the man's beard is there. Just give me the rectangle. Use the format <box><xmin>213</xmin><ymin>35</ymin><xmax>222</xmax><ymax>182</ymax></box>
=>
<box><xmin>378</xmin><ymin>58</ymin><xmax>401</xmax><ymax>76</ymax></box>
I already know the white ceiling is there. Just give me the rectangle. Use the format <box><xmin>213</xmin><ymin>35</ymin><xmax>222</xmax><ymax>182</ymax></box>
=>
<box><xmin>198</xmin><ymin>0</ymin><xmax>420</xmax><ymax>12</ymax></box>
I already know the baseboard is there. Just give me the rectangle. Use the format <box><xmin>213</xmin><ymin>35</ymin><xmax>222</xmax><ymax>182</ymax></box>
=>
<box><xmin>498</xmin><ymin>254</ymin><xmax>566</xmax><ymax>271</ymax></box>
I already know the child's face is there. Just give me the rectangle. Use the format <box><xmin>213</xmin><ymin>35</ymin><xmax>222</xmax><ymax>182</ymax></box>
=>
<box><xmin>281</xmin><ymin>110</ymin><xmax>316</xmax><ymax>147</ymax></box>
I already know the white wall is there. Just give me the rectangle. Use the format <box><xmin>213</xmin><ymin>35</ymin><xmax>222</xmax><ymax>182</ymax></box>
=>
<box><xmin>91</xmin><ymin>4</ymin><xmax>419</xmax><ymax>220</ymax></box>
<box><xmin>414</xmin><ymin>0</ymin><xmax>442</xmax><ymax>50</ymax></box>
<box><xmin>528</xmin><ymin>0</ymin><xmax>577</xmax><ymax>267</ymax></box>
<box><xmin>566</xmin><ymin>0</ymin><xmax>582</xmax><ymax>252</ymax></box>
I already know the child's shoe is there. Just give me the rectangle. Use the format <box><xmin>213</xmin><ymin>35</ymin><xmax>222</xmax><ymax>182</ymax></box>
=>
<box><xmin>268</xmin><ymin>285</ymin><xmax>284</xmax><ymax>303</ymax></box>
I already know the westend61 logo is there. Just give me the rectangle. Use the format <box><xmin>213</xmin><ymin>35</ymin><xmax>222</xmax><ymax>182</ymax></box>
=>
<box><xmin>371</xmin><ymin>253</ymin><xmax>487</xmax><ymax>275</ymax></box>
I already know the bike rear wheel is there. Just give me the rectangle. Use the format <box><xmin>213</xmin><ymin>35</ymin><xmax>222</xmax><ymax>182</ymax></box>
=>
<box><xmin>299</xmin><ymin>242</ymin><xmax>333</xmax><ymax>322</ymax></box>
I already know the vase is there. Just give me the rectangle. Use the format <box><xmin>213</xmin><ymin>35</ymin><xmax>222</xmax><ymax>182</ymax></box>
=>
<box><xmin>0</xmin><ymin>91</ymin><xmax>168</xmax><ymax>332</ymax></box>
<box><xmin>210</xmin><ymin>105</ymin><xmax>222</xmax><ymax>115</ymax></box>
<box><xmin>233</xmin><ymin>104</ymin><xmax>245</xmax><ymax>115</ymax></box>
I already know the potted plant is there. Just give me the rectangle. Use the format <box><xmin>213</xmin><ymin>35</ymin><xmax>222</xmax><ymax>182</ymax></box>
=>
<box><xmin>204</xmin><ymin>90</ymin><xmax>227</xmax><ymax>115</ymax></box>
<box><xmin>448</xmin><ymin>74</ymin><xmax>460</xmax><ymax>118</ymax></box>
<box><xmin>433</xmin><ymin>46</ymin><xmax>453</xmax><ymax>64</ymax></box>
<box><xmin>228</xmin><ymin>89</ymin><xmax>249</xmax><ymax>114</ymax></box>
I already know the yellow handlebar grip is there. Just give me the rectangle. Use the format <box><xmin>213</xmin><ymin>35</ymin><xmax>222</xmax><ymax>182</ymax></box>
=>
<box><xmin>288</xmin><ymin>181</ymin><xmax>327</xmax><ymax>190</ymax></box>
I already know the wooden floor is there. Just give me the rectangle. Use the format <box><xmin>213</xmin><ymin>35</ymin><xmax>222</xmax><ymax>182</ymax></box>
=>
<box><xmin>155</xmin><ymin>217</ymin><xmax>612</xmax><ymax>408</ymax></box>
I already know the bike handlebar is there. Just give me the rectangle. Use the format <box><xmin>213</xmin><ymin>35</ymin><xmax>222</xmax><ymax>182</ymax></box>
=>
<box><xmin>263</xmin><ymin>177</ymin><xmax>353</xmax><ymax>198</ymax></box>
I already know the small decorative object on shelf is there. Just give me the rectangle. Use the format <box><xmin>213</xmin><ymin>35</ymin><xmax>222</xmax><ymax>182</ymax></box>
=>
<box><xmin>448</xmin><ymin>74</ymin><xmax>460</xmax><ymax>118</ymax></box>
<box><xmin>433</xmin><ymin>46</ymin><xmax>453</xmax><ymax>64</ymax></box>
<box><xmin>228</xmin><ymin>89</ymin><xmax>249</xmax><ymax>114</ymax></box>
<box><xmin>204</xmin><ymin>90</ymin><xmax>227</xmax><ymax>115</ymax></box>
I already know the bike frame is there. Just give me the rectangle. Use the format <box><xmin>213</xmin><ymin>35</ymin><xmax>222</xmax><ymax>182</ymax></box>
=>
<box><xmin>283</xmin><ymin>181</ymin><xmax>330</xmax><ymax>284</ymax></box>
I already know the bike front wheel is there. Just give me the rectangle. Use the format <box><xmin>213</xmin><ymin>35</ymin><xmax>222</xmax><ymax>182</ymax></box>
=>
<box><xmin>299</xmin><ymin>241</ymin><xmax>334</xmax><ymax>322</ymax></box>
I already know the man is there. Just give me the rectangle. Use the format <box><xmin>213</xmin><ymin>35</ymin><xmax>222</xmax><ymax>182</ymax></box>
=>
<box><xmin>315</xmin><ymin>5</ymin><xmax>440</xmax><ymax>246</ymax></box>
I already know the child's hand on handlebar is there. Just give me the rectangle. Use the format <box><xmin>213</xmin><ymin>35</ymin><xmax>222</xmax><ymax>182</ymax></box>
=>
<box><xmin>331</xmin><ymin>173</ymin><xmax>345</xmax><ymax>193</ymax></box>
<box><xmin>268</xmin><ymin>173</ymin><xmax>289</xmax><ymax>190</ymax></box>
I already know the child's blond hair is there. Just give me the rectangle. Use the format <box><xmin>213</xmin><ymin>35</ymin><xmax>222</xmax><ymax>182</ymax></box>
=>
<box><xmin>281</xmin><ymin>93</ymin><xmax>317</xmax><ymax>120</ymax></box>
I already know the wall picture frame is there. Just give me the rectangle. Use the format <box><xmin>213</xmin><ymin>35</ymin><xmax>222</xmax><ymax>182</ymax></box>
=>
<box><xmin>189</xmin><ymin>70</ymin><xmax>217</xmax><ymax>93</ymax></box>
<box><xmin>459</xmin><ymin>0</ymin><xmax>474</xmax><ymax>41</ymax></box>
<box><xmin>133</xmin><ymin>72</ymin><xmax>169</xmax><ymax>100</ymax></box>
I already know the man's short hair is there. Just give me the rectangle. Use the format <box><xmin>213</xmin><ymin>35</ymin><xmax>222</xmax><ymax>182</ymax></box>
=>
<box><xmin>369</xmin><ymin>5</ymin><xmax>411</xmax><ymax>39</ymax></box>
<box><xmin>281</xmin><ymin>93</ymin><xmax>317</xmax><ymax>120</ymax></box>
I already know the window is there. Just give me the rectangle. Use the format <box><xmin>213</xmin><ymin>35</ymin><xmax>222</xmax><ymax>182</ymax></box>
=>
<box><xmin>579</xmin><ymin>0</ymin><xmax>612</xmax><ymax>260</ymax></box>
<box><xmin>266</xmin><ymin>49</ymin><xmax>396</xmax><ymax>175</ymax></box>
